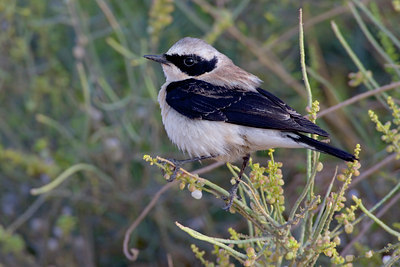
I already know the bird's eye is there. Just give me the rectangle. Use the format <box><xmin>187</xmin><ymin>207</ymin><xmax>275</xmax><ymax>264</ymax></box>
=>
<box><xmin>184</xmin><ymin>57</ymin><xmax>196</xmax><ymax>66</ymax></box>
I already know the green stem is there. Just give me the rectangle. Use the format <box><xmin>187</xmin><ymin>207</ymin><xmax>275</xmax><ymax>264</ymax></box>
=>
<box><xmin>352</xmin><ymin>0</ymin><xmax>400</xmax><ymax>51</ymax></box>
<box><xmin>349</xmin><ymin>3</ymin><xmax>400</xmax><ymax>79</ymax></box>
<box><xmin>311</xmin><ymin>168</ymin><xmax>337</xmax><ymax>235</ymax></box>
<box><xmin>299</xmin><ymin>8</ymin><xmax>316</xmax><ymax>249</ymax></box>
<box><xmin>299</xmin><ymin>9</ymin><xmax>313</xmax><ymax>107</ymax></box>
<box><xmin>174</xmin><ymin>0</ymin><xmax>209</xmax><ymax>32</ymax></box>
<box><xmin>96</xmin><ymin>0</ymin><xmax>135</xmax><ymax>91</ymax></box>
<box><xmin>106</xmin><ymin>37</ymin><xmax>138</xmax><ymax>59</ymax></box>
<box><xmin>31</xmin><ymin>163</ymin><xmax>114</xmax><ymax>195</ymax></box>
<box><xmin>35</xmin><ymin>114</ymin><xmax>75</xmax><ymax>141</ymax></box>
<box><xmin>176</xmin><ymin>222</ymin><xmax>248</xmax><ymax>260</ymax></box>
<box><xmin>311</xmin><ymin>198</ymin><xmax>333</xmax><ymax>242</ymax></box>
<box><xmin>77</xmin><ymin>62</ymin><xmax>91</xmax><ymax>143</ymax></box>
<box><xmin>353</xmin><ymin>196</ymin><xmax>400</xmax><ymax>238</ymax></box>
<box><xmin>288</xmin><ymin>164</ymin><xmax>317</xmax><ymax>221</ymax></box>
<box><xmin>331</xmin><ymin>21</ymin><xmax>387</xmax><ymax>107</ymax></box>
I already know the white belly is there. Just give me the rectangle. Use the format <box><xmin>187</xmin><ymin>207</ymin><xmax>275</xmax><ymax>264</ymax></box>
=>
<box><xmin>161</xmin><ymin>105</ymin><xmax>244</xmax><ymax>161</ymax></box>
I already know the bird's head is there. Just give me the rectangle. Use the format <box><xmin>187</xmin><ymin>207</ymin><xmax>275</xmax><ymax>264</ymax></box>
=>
<box><xmin>144</xmin><ymin>37</ymin><xmax>261</xmax><ymax>89</ymax></box>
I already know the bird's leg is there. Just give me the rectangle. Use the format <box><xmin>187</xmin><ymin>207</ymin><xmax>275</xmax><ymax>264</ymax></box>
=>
<box><xmin>223</xmin><ymin>154</ymin><xmax>250</xmax><ymax>211</ymax></box>
<box><xmin>160</xmin><ymin>155</ymin><xmax>215</xmax><ymax>182</ymax></box>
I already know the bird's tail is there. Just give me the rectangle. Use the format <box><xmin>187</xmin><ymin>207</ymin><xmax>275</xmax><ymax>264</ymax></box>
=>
<box><xmin>288</xmin><ymin>133</ymin><xmax>357</xmax><ymax>162</ymax></box>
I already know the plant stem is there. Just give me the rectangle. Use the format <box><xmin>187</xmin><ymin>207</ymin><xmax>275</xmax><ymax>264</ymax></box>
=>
<box><xmin>30</xmin><ymin>163</ymin><xmax>114</xmax><ymax>195</ymax></box>
<box><xmin>176</xmin><ymin>222</ymin><xmax>248</xmax><ymax>260</ymax></box>
<box><xmin>353</xmin><ymin>196</ymin><xmax>400</xmax><ymax>238</ymax></box>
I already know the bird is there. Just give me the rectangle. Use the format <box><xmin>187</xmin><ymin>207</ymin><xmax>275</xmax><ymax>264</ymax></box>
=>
<box><xmin>144</xmin><ymin>37</ymin><xmax>356</xmax><ymax>210</ymax></box>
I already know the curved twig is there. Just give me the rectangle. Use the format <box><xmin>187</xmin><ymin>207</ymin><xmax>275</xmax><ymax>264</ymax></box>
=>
<box><xmin>123</xmin><ymin>161</ymin><xmax>224</xmax><ymax>261</ymax></box>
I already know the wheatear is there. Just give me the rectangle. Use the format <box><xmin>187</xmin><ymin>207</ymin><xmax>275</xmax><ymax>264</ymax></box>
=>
<box><xmin>144</xmin><ymin>37</ymin><xmax>356</xmax><ymax>209</ymax></box>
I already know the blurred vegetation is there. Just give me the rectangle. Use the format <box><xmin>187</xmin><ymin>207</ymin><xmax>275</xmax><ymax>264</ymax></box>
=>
<box><xmin>1</xmin><ymin>0</ymin><xmax>400</xmax><ymax>266</ymax></box>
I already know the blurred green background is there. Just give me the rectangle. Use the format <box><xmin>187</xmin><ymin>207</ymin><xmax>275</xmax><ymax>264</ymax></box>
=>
<box><xmin>1</xmin><ymin>0</ymin><xmax>400</xmax><ymax>266</ymax></box>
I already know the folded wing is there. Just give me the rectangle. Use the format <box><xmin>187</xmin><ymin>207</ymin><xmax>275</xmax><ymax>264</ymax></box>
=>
<box><xmin>166</xmin><ymin>78</ymin><xmax>329</xmax><ymax>137</ymax></box>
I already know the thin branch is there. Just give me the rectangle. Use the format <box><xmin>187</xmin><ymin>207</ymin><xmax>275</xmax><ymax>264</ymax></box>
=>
<box><xmin>6</xmin><ymin>195</ymin><xmax>47</xmax><ymax>233</ymax></box>
<box><xmin>317</xmin><ymin>81</ymin><xmax>400</xmax><ymax>118</ymax></box>
<box><xmin>123</xmin><ymin>161</ymin><xmax>224</xmax><ymax>261</ymax></box>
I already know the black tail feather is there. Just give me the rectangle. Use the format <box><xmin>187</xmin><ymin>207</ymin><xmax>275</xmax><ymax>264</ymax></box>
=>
<box><xmin>288</xmin><ymin>133</ymin><xmax>357</xmax><ymax>162</ymax></box>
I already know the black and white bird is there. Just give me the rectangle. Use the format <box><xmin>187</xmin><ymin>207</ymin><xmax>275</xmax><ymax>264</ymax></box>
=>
<box><xmin>144</xmin><ymin>37</ymin><xmax>356</xmax><ymax>209</ymax></box>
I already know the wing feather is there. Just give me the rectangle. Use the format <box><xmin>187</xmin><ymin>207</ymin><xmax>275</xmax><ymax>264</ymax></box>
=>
<box><xmin>166</xmin><ymin>78</ymin><xmax>329</xmax><ymax>137</ymax></box>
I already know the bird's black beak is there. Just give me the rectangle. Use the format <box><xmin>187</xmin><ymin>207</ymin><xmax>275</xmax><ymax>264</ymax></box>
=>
<box><xmin>143</xmin><ymin>54</ymin><xmax>169</xmax><ymax>65</ymax></box>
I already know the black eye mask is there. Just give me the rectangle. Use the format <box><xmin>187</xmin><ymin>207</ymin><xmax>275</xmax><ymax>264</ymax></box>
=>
<box><xmin>165</xmin><ymin>54</ymin><xmax>218</xmax><ymax>76</ymax></box>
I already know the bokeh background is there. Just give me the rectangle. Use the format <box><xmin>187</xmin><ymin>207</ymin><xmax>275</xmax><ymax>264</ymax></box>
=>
<box><xmin>1</xmin><ymin>0</ymin><xmax>400</xmax><ymax>266</ymax></box>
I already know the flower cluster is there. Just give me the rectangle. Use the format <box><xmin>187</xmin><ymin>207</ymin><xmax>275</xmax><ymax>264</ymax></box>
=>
<box><xmin>369</xmin><ymin>96</ymin><xmax>400</xmax><ymax>158</ymax></box>
<box><xmin>284</xmin><ymin>236</ymin><xmax>300</xmax><ymax>260</ymax></box>
<box><xmin>314</xmin><ymin>230</ymin><xmax>343</xmax><ymax>264</ymax></box>
<box><xmin>143</xmin><ymin>155</ymin><xmax>204</xmax><ymax>199</ymax></box>
<box><xmin>306</xmin><ymin>100</ymin><xmax>320</xmax><ymax>123</ymax></box>
<box><xmin>331</xmin><ymin>145</ymin><xmax>361</xmax><ymax>233</ymax></box>
<box><xmin>191</xmin><ymin>244</ymin><xmax>215</xmax><ymax>267</ymax></box>
<box><xmin>335</xmin><ymin>203</ymin><xmax>358</xmax><ymax>234</ymax></box>
<box><xmin>348</xmin><ymin>70</ymin><xmax>372</xmax><ymax>87</ymax></box>
<box><xmin>243</xmin><ymin>247</ymin><xmax>256</xmax><ymax>266</ymax></box>
<box><xmin>336</xmin><ymin>145</ymin><xmax>362</xmax><ymax>185</ymax></box>
<box><xmin>249</xmin><ymin>149</ymin><xmax>285</xmax><ymax>212</ymax></box>
<box><xmin>212</xmin><ymin>245</ymin><xmax>234</xmax><ymax>267</ymax></box>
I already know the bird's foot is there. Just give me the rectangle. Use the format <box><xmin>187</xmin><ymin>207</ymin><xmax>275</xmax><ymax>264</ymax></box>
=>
<box><xmin>222</xmin><ymin>181</ymin><xmax>240</xmax><ymax>211</ymax></box>
<box><xmin>158</xmin><ymin>158</ymin><xmax>185</xmax><ymax>182</ymax></box>
<box><xmin>158</xmin><ymin>155</ymin><xmax>216</xmax><ymax>182</ymax></box>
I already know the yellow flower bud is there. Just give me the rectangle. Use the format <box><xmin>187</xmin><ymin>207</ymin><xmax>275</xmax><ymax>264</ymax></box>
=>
<box><xmin>344</xmin><ymin>224</ymin><xmax>353</xmax><ymax>234</ymax></box>
<box><xmin>333</xmin><ymin>236</ymin><xmax>341</xmax><ymax>245</ymax></box>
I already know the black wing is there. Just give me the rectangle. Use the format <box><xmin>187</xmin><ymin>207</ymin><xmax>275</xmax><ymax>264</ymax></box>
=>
<box><xmin>166</xmin><ymin>78</ymin><xmax>329</xmax><ymax>137</ymax></box>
